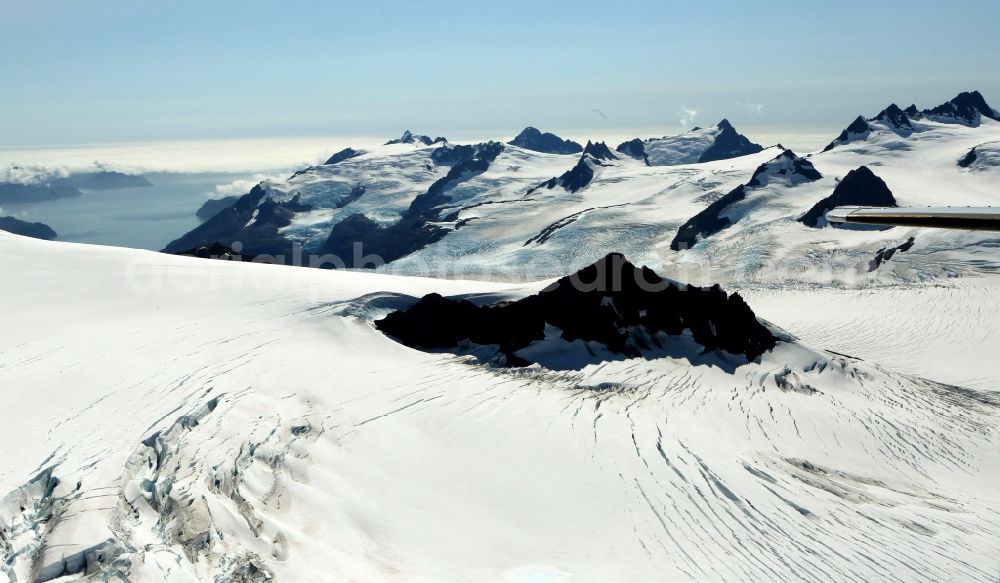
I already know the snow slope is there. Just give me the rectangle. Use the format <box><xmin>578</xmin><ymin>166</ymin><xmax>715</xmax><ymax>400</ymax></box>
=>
<box><xmin>2</xmin><ymin>231</ymin><xmax>1000</xmax><ymax>582</ymax></box>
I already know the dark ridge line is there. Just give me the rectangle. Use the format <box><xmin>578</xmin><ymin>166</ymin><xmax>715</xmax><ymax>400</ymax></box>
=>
<box><xmin>524</xmin><ymin>203</ymin><xmax>632</xmax><ymax>246</ymax></box>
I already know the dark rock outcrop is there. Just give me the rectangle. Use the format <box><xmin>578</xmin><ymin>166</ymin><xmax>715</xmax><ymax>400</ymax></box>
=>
<box><xmin>872</xmin><ymin>103</ymin><xmax>913</xmax><ymax>129</ymax></box>
<box><xmin>615</xmin><ymin>138</ymin><xmax>649</xmax><ymax>165</ymax></box>
<box><xmin>823</xmin><ymin>116</ymin><xmax>872</xmax><ymax>152</ymax></box>
<box><xmin>698</xmin><ymin>119</ymin><xmax>764</xmax><ymax>163</ymax></box>
<box><xmin>922</xmin><ymin>90</ymin><xmax>999</xmax><ymax>125</ymax></box>
<box><xmin>173</xmin><ymin>241</ymin><xmax>258</xmax><ymax>262</ymax></box>
<box><xmin>324</xmin><ymin>147</ymin><xmax>363</xmax><ymax>165</ymax></box>
<box><xmin>528</xmin><ymin>141</ymin><xmax>617</xmax><ymax>194</ymax></box>
<box><xmin>0</xmin><ymin>216</ymin><xmax>57</xmax><ymax>240</ymax></box>
<box><xmin>162</xmin><ymin>186</ymin><xmax>311</xmax><ymax>255</ymax></box>
<box><xmin>958</xmin><ymin>147</ymin><xmax>978</xmax><ymax>168</ymax></box>
<box><xmin>582</xmin><ymin>140</ymin><xmax>618</xmax><ymax>162</ymax></box>
<box><xmin>375</xmin><ymin>253</ymin><xmax>779</xmax><ymax>367</ymax></box>
<box><xmin>799</xmin><ymin>166</ymin><xmax>897</xmax><ymax>228</ymax></box>
<box><xmin>196</xmin><ymin>196</ymin><xmax>240</xmax><ymax>220</ymax></box>
<box><xmin>869</xmin><ymin>237</ymin><xmax>915</xmax><ymax>271</ymax></box>
<box><xmin>671</xmin><ymin>186</ymin><xmax>748</xmax><ymax>251</ymax></box>
<box><xmin>320</xmin><ymin>143</ymin><xmax>505</xmax><ymax>266</ymax></box>
<box><xmin>509</xmin><ymin>127</ymin><xmax>583</xmax><ymax>155</ymax></box>
<box><xmin>671</xmin><ymin>150</ymin><xmax>822</xmax><ymax>250</ymax></box>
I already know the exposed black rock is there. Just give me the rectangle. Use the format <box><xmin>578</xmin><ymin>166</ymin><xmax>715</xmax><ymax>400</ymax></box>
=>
<box><xmin>869</xmin><ymin>237</ymin><xmax>915</xmax><ymax>271</ymax></box>
<box><xmin>615</xmin><ymin>138</ymin><xmax>650</xmax><ymax>165</ymax></box>
<box><xmin>904</xmin><ymin>104</ymin><xmax>920</xmax><ymax>117</ymax></box>
<box><xmin>162</xmin><ymin>185</ymin><xmax>312</xmax><ymax>255</ymax></box>
<box><xmin>196</xmin><ymin>196</ymin><xmax>240</xmax><ymax>220</ymax></box>
<box><xmin>408</xmin><ymin>142</ymin><xmax>504</xmax><ymax>216</ymax></box>
<box><xmin>324</xmin><ymin>147</ymin><xmax>363</xmax><ymax>165</ymax></box>
<box><xmin>509</xmin><ymin>127</ymin><xmax>583</xmax><ymax>154</ymax></box>
<box><xmin>336</xmin><ymin>184</ymin><xmax>366</xmax><ymax>208</ymax></box>
<box><xmin>671</xmin><ymin>185</ymin><xmax>747</xmax><ymax>251</ymax></box>
<box><xmin>385</xmin><ymin>130</ymin><xmax>446</xmax><ymax>146</ymax></box>
<box><xmin>872</xmin><ymin>103</ymin><xmax>912</xmax><ymax>129</ymax></box>
<box><xmin>671</xmin><ymin>150</ymin><xmax>822</xmax><ymax>250</ymax></box>
<box><xmin>320</xmin><ymin>143</ymin><xmax>505</xmax><ymax>267</ymax></box>
<box><xmin>922</xmin><ymin>90</ymin><xmax>999</xmax><ymax>125</ymax></box>
<box><xmin>527</xmin><ymin>142</ymin><xmax>616</xmax><ymax>195</ymax></box>
<box><xmin>823</xmin><ymin>116</ymin><xmax>871</xmax><ymax>152</ymax></box>
<box><xmin>0</xmin><ymin>179</ymin><xmax>82</xmax><ymax>204</ymax></box>
<box><xmin>799</xmin><ymin>166</ymin><xmax>897</xmax><ymax>228</ymax></box>
<box><xmin>958</xmin><ymin>147</ymin><xmax>978</xmax><ymax>168</ymax></box>
<box><xmin>698</xmin><ymin>119</ymin><xmax>764</xmax><ymax>163</ymax></box>
<box><xmin>430</xmin><ymin>141</ymin><xmax>503</xmax><ymax>166</ymax></box>
<box><xmin>375</xmin><ymin>253</ymin><xmax>779</xmax><ymax>367</ymax></box>
<box><xmin>746</xmin><ymin>150</ymin><xmax>822</xmax><ymax>186</ymax></box>
<box><xmin>321</xmin><ymin>212</ymin><xmax>448</xmax><ymax>268</ymax></box>
<box><xmin>72</xmin><ymin>170</ymin><xmax>152</xmax><ymax>190</ymax></box>
<box><xmin>0</xmin><ymin>216</ymin><xmax>57</xmax><ymax>240</ymax></box>
<box><xmin>173</xmin><ymin>241</ymin><xmax>258</xmax><ymax>262</ymax></box>
<box><xmin>582</xmin><ymin>140</ymin><xmax>618</xmax><ymax>162</ymax></box>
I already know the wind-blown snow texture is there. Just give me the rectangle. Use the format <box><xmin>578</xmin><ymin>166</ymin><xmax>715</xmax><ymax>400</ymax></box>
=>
<box><xmin>5</xmin><ymin>90</ymin><xmax>1000</xmax><ymax>582</ymax></box>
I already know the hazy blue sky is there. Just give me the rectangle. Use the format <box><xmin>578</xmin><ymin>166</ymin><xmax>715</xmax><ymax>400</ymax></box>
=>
<box><xmin>2</xmin><ymin>0</ymin><xmax>999</xmax><ymax>147</ymax></box>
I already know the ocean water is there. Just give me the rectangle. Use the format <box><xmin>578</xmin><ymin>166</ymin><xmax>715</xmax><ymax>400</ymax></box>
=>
<box><xmin>2</xmin><ymin>172</ymin><xmax>253</xmax><ymax>251</ymax></box>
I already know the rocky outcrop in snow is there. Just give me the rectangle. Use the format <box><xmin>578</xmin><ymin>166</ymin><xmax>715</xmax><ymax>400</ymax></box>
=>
<box><xmin>323</xmin><ymin>147</ymin><xmax>363</xmax><ymax>165</ymax></box>
<box><xmin>671</xmin><ymin>150</ymin><xmax>821</xmax><ymax>250</ymax></box>
<box><xmin>799</xmin><ymin>166</ymin><xmax>897</xmax><ymax>228</ymax></box>
<box><xmin>375</xmin><ymin>253</ymin><xmax>778</xmax><ymax>367</ymax></box>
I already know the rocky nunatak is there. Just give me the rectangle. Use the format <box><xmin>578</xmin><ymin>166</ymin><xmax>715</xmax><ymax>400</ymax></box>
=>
<box><xmin>375</xmin><ymin>253</ymin><xmax>778</xmax><ymax>367</ymax></box>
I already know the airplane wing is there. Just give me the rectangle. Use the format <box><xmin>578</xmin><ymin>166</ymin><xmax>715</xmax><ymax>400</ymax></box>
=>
<box><xmin>826</xmin><ymin>206</ymin><xmax>1000</xmax><ymax>231</ymax></box>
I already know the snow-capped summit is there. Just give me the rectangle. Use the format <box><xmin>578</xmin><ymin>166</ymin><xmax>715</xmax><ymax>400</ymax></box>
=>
<box><xmin>921</xmin><ymin>90</ymin><xmax>1000</xmax><ymax>125</ymax></box>
<box><xmin>825</xmin><ymin>91</ymin><xmax>1000</xmax><ymax>152</ymax></box>
<box><xmin>529</xmin><ymin>141</ymin><xmax>619</xmax><ymax>194</ymax></box>
<box><xmin>385</xmin><ymin>130</ymin><xmax>446</xmax><ymax>146</ymax></box>
<box><xmin>508</xmin><ymin>127</ymin><xmax>583</xmax><ymax>154</ymax></box>
<box><xmin>823</xmin><ymin>107</ymin><xmax>914</xmax><ymax>152</ymax></box>
<box><xmin>615</xmin><ymin>120</ymin><xmax>763</xmax><ymax>166</ymax></box>
<box><xmin>872</xmin><ymin>103</ymin><xmax>913</xmax><ymax>129</ymax></box>
<box><xmin>670</xmin><ymin>149</ymin><xmax>820</xmax><ymax>250</ymax></box>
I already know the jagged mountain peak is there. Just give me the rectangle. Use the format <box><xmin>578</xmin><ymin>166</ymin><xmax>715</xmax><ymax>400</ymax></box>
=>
<box><xmin>509</xmin><ymin>127</ymin><xmax>583</xmax><ymax>155</ymax></box>
<box><xmin>799</xmin><ymin>166</ymin><xmax>897</xmax><ymax>228</ymax></box>
<box><xmin>614</xmin><ymin>120</ymin><xmax>762</xmax><ymax>166</ymax></box>
<box><xmin>582</xmin><ymin>140</ymin><xmax>618</xmax><ymax>162</ymax></box>
<box><xmin>385</xmin><ymin>130</ymin><xmax>447</xmax><ymax>146</ymax></box>
<box><xmin>375</xmin><ymin>252</ymin><xmax>778</xmax><ymax>367</ymax></box>
<box><xmin>747</xmin><ymin>148</ymin><xmax>822</xmax><ymax>187</ymax></box>
<box><xmin>873</xmin><ymin>103</ymin><xmax>912</xmax><ymax>128</ymax></box>
<box><xmin>922</xmin><ymin>90</ymin><xmax>999</xmax><ymax>124</ymax></box>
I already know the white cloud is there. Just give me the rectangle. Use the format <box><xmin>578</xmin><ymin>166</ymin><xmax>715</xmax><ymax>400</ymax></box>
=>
<box><xmin>679</xmin><ymin>105</ymin><xmax>698</xmax><ymax>128</ymax></box>
<box><xmin>0</xmin><ymin>137</ymin><xmax>385</xmax><ymax>176</ymax></box>
<box><xmin>737</xmin><ymin>101</ymin><xmax>764</xmax><ymax>116</ymax></box>
<box><xmin>206</xmin><ymin>174</ymin><xmax>284</xmax><ymax>200</ymax></box>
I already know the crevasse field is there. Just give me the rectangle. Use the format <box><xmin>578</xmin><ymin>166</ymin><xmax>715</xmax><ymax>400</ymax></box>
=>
<box><xmin>3</xmin><ymin>97</ymin><xmax>1000</xmax><ymax>582</ymax></box>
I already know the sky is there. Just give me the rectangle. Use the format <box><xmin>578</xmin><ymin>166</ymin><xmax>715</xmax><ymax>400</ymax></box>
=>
<box><xmin>2</xmin><ymin>0</ymin><xmax>999</xmax><ymax>155</ymax></box>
